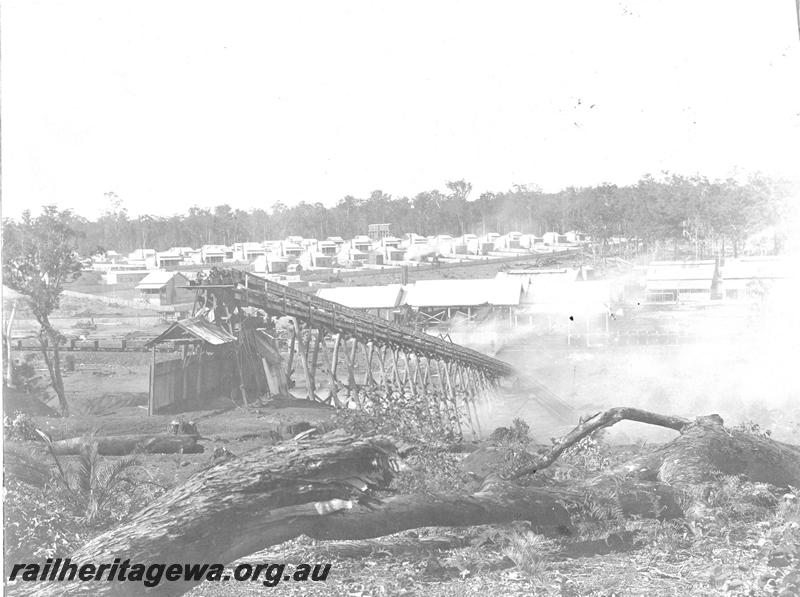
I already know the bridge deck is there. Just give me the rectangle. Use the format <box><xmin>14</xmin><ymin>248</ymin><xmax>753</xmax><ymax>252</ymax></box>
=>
<box><xmin>221</xmin><ymin>270</ymin><xmax>513</xmax><ymax>377</ymax></box>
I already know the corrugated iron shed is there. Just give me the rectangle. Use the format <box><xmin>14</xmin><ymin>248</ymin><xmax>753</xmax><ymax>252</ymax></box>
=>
<box><xmin>646</xmin><ymin>260</ymin><xmax>716</xmax><ymax>280</ymax></box>
<box><xmin>317</xmin><ymin>284</ymin><xmax>405</xmax><ymax>309</ymax></box>
<box><xmin>404</xmin><ymin>278</ymin><xmax>523</xmax><ymax>308</ymax></box>
<box><xmin>521</xmin><ymin>279</ymin><xmax>611</xmax><ymax>314</ymax></box>
<box><xmin>721</xmin><ymin>257</ymin><xmax>789</xmax><ymax>280</ymax></box>
<box><xmin>145</xmin><ymin>317</ymin><xmax>236</xmax><ymax>347</ymax></box>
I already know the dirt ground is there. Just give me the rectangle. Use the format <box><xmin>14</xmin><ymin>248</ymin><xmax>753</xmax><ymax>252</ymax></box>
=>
<box><xmin>6</xmin><ymin>285</ymin><xmax>800</xmax><ymax>597</ymax></box>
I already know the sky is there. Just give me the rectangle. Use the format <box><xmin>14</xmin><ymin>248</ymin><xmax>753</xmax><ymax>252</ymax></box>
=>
<box><xmin>2</xmin><ymin>0</ymin><xmax>799</xmax><ymax>219</ymax></box>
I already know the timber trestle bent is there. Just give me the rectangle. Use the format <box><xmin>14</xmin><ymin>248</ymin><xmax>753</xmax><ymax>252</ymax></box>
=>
<box><xmin>188</xmin><ymin>269</ymin><xmax>513</xmax><ymax>434</ymax></box>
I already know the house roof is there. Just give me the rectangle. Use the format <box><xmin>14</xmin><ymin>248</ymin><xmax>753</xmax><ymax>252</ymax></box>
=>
<box><xmin>136</xmin><ymin>271</ymin><xmax>187</xmax><ymax>289</ymax></box>
<box><xmin>145</xmin><ymin>316</ymin><xmax>236</xmax><ymax>347</ymax></box>
<box><xmin>317</xmin><ymin>284</ymin><xmax>405</xmax><ymax>309</ymax></box>
<box><xmin>202</xmin><ymin>245</ymin><xmax>227</xmax><ymax>255</ymax></box>
<box><xmin>128</xmin><ymin>249</ymin><xmax>156</xmax><ymax>259</ymax></box>
<box><xmin>405</xmin><ymin>278</ymin><xmax>523</xmax><ymax>308</ymax></box>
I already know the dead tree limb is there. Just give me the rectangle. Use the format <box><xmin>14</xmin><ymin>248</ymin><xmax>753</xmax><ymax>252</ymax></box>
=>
<box><xmin>511</xmin><ymin>407</ymin><xmax>689</xmax><ymax>479</ymax></box>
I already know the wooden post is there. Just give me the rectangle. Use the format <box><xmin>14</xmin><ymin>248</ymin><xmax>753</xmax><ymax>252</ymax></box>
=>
<box><xmin>341</xmin><ymin>337</ymin><xmax>359</xmax><ymax>405</ymax></box>
<box><xmin>456</xmin><ymin>364</ymin><xmax>477</xmax><ymax>435</ymax></box>
<box><xmin>390</xmin><ymin>348</ymin><xmax>402</xmax><ymax>387</ymax></box>
<box><xmin>441</xmin><ymin>360</ymin><xmax>463</xmax><ymax>436</ymax></box>
<box><xmin>466</xmin><ymin>367</ymin><xmax>483</xmax><ymax>437</ymax></box>
<box><xmin>181</xmin><ymin>344</ymin><xmax>189</xmax><ymax>405</ymax></box>
<box><xmin>308</xmin><ymin>328</ymin><xmax>323</xmax><ymax>395</ymax></box>
<box><xmin>422</xmin><ymin>356</ymin><xmax>431</xmax><ymax>390</ymax></box>
<box><xmin>430</xmin><ymin>358</ymin><xmax>450</xmax><ymax>432</ymax></box>
<box><xmin>232</xmin><ymin>341</ymin><xmax>250</xmax><ymax>412</ymax></box>
<box><xmin>261</xmin><ymin>357</ymin><xmax>273</xmax><ymax>397</ymax></box>
<box><xmin>292</xmin><ymin>319</ymin><xmax>315</xmax><ymax>401</ymax></box>
<box><xmin>401</xmin><ymin>351</ymin><xmax>413</xmax><ymax>388</ymax></box>
<box><xmin>376</xmin><ymin>345</ymin><xmax>388</xmax><ymax>389</ymax></box>
<box><xmin>361</xmin><ymin>342</ymin><xmax>375</xmax><ymax>386</ymax></box>
<box><xmin>196</xmin><ymin>351</ymin><xmax>204</xmax><ymax>404</ymax></box>
<box><xmin>285</xmin><ymin>326</ymin><xmax>296</xmax><ymax>392</ymax></box>
<box><xmin>325</xmin><ymin>333</ymin><xmax>340</xmax><ymax>405</ymax></box>
<box><xmin>148</xmin><ymin>346</ymin><xmax>156</xmax><ymax>416</ymax></box>
<box><xmin>405</xmin><ymin>353</ymin><xmax>417</xmax><ymax>397</ymax></box>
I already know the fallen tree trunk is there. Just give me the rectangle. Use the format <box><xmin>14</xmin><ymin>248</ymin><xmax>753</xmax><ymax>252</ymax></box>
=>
<box><xmin>511</xmin><ymin>407</ymin><xmax>689</xmax><ymax>479</ymax></box>
<box><xmin>48</xmin><ymin>434</ymin><xmax>203</xmax><ymax>456</ymax></box>
<box><xmin>24</xmin><ymin>409</ymin><xmax>800</xmax><ymax>597</ymax></box>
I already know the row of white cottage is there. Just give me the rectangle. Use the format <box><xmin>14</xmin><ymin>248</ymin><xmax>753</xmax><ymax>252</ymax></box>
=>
<box><xmin>92</xmin><ymin>231</ymin><xmax>590</xmax><ymax>275</ymax></box>
<box><xmin>131</xmin><ymin>255</ymin><xmax>790</xmax><ymax>320</ymax></box>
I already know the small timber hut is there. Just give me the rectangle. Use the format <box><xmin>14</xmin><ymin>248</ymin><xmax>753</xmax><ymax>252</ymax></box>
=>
<box><xmin>144</xmin><ymin>317</ymin><xmax>237</xmax><ymax>415</ymax></box>
<box><xmin>145</xmin><ymin>310</ymin><xmax>290</xmax><ymax>413</ymax></box>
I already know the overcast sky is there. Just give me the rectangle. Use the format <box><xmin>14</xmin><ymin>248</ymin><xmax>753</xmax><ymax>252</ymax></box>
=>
<box><xmin>2</xmin><ymin>0</ymin><xmax>799</xmax><ymax>219</ymax></box>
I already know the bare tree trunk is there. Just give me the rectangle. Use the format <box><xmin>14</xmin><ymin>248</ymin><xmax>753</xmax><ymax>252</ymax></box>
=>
<box><xmin>5</xmin><ymin>302</ymin><xmax>16</xmax><ymax>385</ymax></box>
<box><xmin>50</xmin><ymin>332</ymin><xmax>68</xmax><ymax>416</ymax></box>
<box><xmin>37</xmin><ymin>324</ymin><xmax>69</xmax><ymax>416</ymax></box>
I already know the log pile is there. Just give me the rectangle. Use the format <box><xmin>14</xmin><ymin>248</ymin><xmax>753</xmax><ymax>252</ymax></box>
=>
<box><xmin>47</xmin><ymin>434</ymin><xmax>203</xmax><ymax>456</ymax></box>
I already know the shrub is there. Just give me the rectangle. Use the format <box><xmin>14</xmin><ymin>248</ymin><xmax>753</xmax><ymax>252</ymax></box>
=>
<box><xmin>4</xmin><ymin>479</ymin><xmax>90</xmax><ymax>565</ymax></box>
<box><xmin>732</xmin><ymin>420</ymin><xmax>772</xmax><ymax>439</ymax></box>
<box><xmin>336</xmin><ymin>388</ymin><xmax>472</xmax><ymax>493</ymax></box>
<box><xmin>488</xmin><ymin>418</ymin><xmax>536</xmax><ymax>478</ymax></box>
<box><xmin>500</xmin><ymin>529</ymin><xmax>548</xmax><ymax>580</ymax></box>
<box><xmin>5</xmin><ymin>438</ymin><xmax>170</xmax><ymax>567</ymax></box>
<box><xmin>37</xmin><ymin>434</ymin><xmax>169</xmax><ymax>526</ymax></box>
<box><xmin>706</xmin><ymin>474</ymin><xmax>779</xmax><ymax>523</ymax></box>
<box><xmin>4</xmin><ymin>411</ymin><xmax>39</xmax><ymax>441</ymax></box>
<box><xmin>551</xmin><ymin>432</ymin><xmax>612</xmax><ymax>482</ymax></box>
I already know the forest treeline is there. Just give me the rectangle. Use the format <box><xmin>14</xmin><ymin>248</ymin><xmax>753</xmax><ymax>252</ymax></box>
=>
<box><xmin>10</xmin><ymin>173</ymin><xmax>793</xmax><ymax>257</ymax></box>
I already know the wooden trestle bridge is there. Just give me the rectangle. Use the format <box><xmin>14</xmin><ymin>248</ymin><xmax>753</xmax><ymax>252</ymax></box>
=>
<box><xmin>188</xmin><ymin>269</ymin><xmax>514</xmax><ymax>433</ymax></box>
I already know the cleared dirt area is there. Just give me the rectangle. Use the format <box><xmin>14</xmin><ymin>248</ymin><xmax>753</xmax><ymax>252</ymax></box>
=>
<box><xmin>6</xmin><ymin>284</ymin><xmax>800</xmax><ymax>597</ymax></box>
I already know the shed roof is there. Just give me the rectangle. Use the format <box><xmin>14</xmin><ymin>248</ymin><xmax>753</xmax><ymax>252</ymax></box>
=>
<box><xmin>721</xmin><ymin>257</ymin><xmax>789</xmax><ymax>280</ymax></box>
<box><xmin>145</xmin><ymin>317</ymin><xmax>236</xmax><ymax>347</ymax></box>
<box><xmin>522</xmin><ymin>279</ymin><xmax>611</xmax><ymax>312</ymax></box>
<box><xmin>317</xmin><ymin>284</ymin><xmax>405</xmax><ymax>309</ymax></box>
<box><xmin>646</xmin><ymin>260</ymin><xmax>717</xmax><ymax>283</ymax></box>
<box><xmin>136</xmin><ymin>271</ymin><xmax>187</xmax><ymax>289</ymax></box>
<box><xmin>404</xmin><ymin>278</ymin><xmax>523</xmax><ymax>308</ymax></box>
<box><xmin>647</xmin><ymin>279</ymin><xmax>714</xmax><ymax>291</ymax></box>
